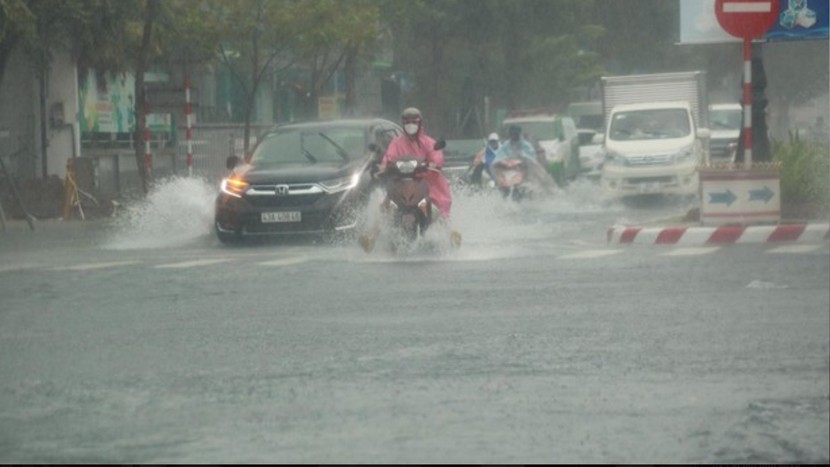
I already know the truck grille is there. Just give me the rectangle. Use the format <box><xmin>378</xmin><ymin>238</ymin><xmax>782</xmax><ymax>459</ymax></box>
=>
<box><xmin>626</xmin><ymin>154</ymin><xmax>672</xmax><ymax>166</ymax></box>
<box><xmin>625</xmin><ymin>176</ymin><xmax>675</xmax><ymax>185</ymax></box>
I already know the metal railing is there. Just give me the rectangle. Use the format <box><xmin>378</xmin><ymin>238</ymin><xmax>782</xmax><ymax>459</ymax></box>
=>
<box><xmin>81</xmin><ymin>123</ymin><xmax>270</xmax><ymax>197</ymax></box>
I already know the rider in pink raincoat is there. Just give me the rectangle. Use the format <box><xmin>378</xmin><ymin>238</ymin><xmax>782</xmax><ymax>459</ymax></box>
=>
<box><xmin>359</xmin><ymin>107</ymin><xmax>460</xmax><ymax>252</ymax></box>
<box><xmin>380</xmin><ymin>107</ymin><xmax>453</xmax><ymax>219</ymax></box>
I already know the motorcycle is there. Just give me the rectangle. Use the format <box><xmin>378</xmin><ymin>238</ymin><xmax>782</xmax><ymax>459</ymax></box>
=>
<box><xmin>491</xmin><ymin>157</ymin><xmax>530</xmax><ymax>201</ymax></box>
<box><xmin>360</xmin><ymin>140</ymin><xmax>451</xmax><ymax>253</ymax></box>
<box><xmin>383</xmin><ymin>155</ymin><xmax>435</xmax><ymax>243</ymax></box>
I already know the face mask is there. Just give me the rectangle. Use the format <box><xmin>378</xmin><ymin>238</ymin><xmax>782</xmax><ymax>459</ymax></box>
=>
<box><xmin>404</xmin><ymin>123</ymin><xmax>419</xmax><ymax>135</ymax></box>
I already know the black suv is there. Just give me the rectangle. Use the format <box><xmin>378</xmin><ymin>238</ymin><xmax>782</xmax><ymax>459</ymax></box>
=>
<box><xmin>215</xmin><ymin>119</ymin><xmax>401</xmax><ymax>243</ymax></box>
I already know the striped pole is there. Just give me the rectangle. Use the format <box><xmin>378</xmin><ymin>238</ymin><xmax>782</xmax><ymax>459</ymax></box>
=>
<box><xmin>185</xmin><ymin>73</ymin><xmax>193</xmax><ymax>177</ymax></box>
<box><xmin>144</xmin><ymin>98</ymin><xmax>152</xmax><ymax>178</ymax></box>
<box><xmin>742</xmin><ymin>38</ymin><xmax>752</xmax><ymax>168</ymax></box>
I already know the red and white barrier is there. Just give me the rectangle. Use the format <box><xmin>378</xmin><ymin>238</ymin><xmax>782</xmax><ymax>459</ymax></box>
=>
<box><xmin>607</xmin><ymin>223</ymin><xmax>830</xmax><ymax>245</ymax></box>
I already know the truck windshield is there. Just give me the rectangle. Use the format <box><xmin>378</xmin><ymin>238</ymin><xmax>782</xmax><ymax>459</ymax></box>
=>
<box><xmin>609</xmin><ymin>108</ymin><xmax>691</xmax><ymax>141</ymax></box>
<box><xmin>710</xmin><ymin>108</ymin><xmax>742</xmax><ymax>130</ymax></box>
<box><xmin>504</xmin><ymin>121</ymin><xmax>557</xmax><ymax>142</ymax></box>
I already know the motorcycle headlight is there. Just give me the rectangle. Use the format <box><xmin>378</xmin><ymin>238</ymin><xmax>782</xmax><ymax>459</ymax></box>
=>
<box><xmin>319</xmin><ymin>173</ymin><xmax>361</xmax><ymax>193</ymax></box>
<box><xmin>220</xmin><ymin>177</ymin><xmax>249</xmax><ymax>197</ymax></box>
<box><xmin>672</xmin><ymin>146</ymin><xmax>695</xmax><ymax>164</ymax></box>
<box><xmin>395</xmin><ymin>160</ymin><xmax>419</xmax><ymax>174</ymax></box>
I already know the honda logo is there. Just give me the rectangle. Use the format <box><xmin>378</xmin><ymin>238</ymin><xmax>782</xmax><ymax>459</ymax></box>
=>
<box><xmin>275</xmin><ymin>185</ymin><xmax>289</xmax><ymax>196</ymax></box>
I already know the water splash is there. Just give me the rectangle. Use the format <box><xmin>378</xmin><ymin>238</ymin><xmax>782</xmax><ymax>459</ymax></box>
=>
<box><xmin>352</xmin><ymin>179</ymin><xmax>623</xmax><ymax>262</ymax></box>
<box><xmin>102</xmin><ymin>176</ymin><xmax>217</xmax><ymax>250</ymax></box>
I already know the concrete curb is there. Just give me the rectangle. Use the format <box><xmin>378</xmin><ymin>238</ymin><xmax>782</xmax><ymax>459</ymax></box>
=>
<box><xmin>607</xmin><ymin>223</ymin><xmax>830</xmax><ymax>245</ymax></box>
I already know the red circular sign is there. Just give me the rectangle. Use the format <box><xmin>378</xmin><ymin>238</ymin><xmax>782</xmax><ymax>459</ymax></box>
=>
<box><xmin>715</xmin><ymin>0</ymin><xmax>780</xmax><ymax>39</ymax></box>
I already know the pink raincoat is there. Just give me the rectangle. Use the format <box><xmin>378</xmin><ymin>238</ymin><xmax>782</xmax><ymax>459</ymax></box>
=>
<box><xmin>381</xmin><ymin>132</ymin><xmax>453</xmax><ymax>220</ymax></box>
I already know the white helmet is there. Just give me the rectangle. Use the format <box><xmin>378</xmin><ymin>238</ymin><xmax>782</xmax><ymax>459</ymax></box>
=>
<box><xmin>487</xmin><ymin>132</ymin><xmax>499</xmax><ymax>142</ymax></box>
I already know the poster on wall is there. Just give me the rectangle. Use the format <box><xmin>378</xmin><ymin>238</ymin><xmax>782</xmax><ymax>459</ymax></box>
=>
<box><xmin>680</xmin><ymin>0</ymin><xmax>829</xmax><ymax>44</ymax></box>
<box><xmin>78</xmin><ymin>71</ymin><xmax>136</xmax><ymax>134</ymax></box>
<box><xmin>78</xmin><ymin>71</ymin><xmax>172</xmax><ymax>136</ymax></box>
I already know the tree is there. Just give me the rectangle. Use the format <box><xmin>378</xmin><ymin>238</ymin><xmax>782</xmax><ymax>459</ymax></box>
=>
<box><xmin>73</xmin><ymin>0</ymin><xmax>217</xmax><ymax>194</ymax></box>
<box><xmin>293</xmin><ymin>0</ymin><xmax>380</xmax><ymax>117</ymax></box>
<box><xmin>205</xmin><ymin>0</ymin><xmax>303</xmax><ymax>158</ymax></box>
<box><xmin>384</xmin><ymin>0</ymin><xmax>605</xmax><ymax>137</ymax></box>
<box><xmin>0</xmin><ymin>0</ymin><xmax>34</xmax><ymax>89</ymax></box>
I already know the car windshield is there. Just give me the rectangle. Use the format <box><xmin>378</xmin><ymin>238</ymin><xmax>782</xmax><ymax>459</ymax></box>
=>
<box><xmin>710</xmin><ymin>108</ymin><xmax>742</xmax><ymax>130</ymax></box>
<box><xmin>251</xmin><ymin>127</ymin><xmax>366</xmax><ymax>165</ymax></box>
<box><xmin>609</xmin><ymin>108</ymin><xmax>691</xmax><ymax>141</ymax></box>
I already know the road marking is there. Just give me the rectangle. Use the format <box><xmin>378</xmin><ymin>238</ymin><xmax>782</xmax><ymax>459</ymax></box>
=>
<box><xmin>0</xmin><ymin>264</ymin><xmax>37</xmax><ymax>273</ymax></box>
<box><xmin>766</xmin><ymin>244</ymin><xmax>822</xmax><ymax>254</ymax></box>
<box><xmin>258</xmin><ymin>256</ymin><xmax>309</xmax><ymax>267</ymax></box>
<box><xmin>156</xmin><ymin>258</ymin><xmax>233</xmax><ymax>269</ymax></box>
<box><xmin>52</xmin><ymin>260</ymin><xmax>140</xmax><ymax>271</ymax></box>
<box><xmin>662</xmin><ymin>247</ymin><xmax>720</xmax><ymax>256</ymax></box>
<box><xmin>559</xmin><ymin>249</ymin><xmax>622</xmax><ymax>259</ymax></box>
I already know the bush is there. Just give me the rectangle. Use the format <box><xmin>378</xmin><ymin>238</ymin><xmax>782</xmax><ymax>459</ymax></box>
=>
<box><xmin>773</xmin><ymin>133</ymin><xmax>830</xmax><ymax>216</ymax></box>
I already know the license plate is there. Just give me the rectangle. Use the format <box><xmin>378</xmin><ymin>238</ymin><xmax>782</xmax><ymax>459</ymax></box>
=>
<box><xmin>261</xmin><ymin>211</ymin><xmax>301</xmax><ymax>223</ymax></box>
<box><xmin>638</xmin><ymin>182</ymin><xmax>661</xmax><ymax>194</ymax></box>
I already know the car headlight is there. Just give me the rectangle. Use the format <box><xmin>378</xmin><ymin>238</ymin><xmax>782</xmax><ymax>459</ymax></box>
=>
<box><xmin>672</xmin><ymin>146</ymin><xmax>695</xmax><ymax>164</ymax></box>
<box><xmin>319</xmin><ymin>173</ymin><xmax>361</xmax><ymax>193</ymax></box>
<box><xmin>220</xmin><ymin>177</ymin><xmax>249</xmax><ymax>197</ymax></box>
<box><xmin>602</xmin><ymin>149</ymin><xmax>626</xmax><ymax>167</ymax></box>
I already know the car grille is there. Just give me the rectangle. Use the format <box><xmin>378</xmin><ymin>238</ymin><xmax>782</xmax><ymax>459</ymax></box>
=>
<box><xmin>245</xmin><ymin>183</ymin><xmax>325</xmax><ymax>207</ymax></box>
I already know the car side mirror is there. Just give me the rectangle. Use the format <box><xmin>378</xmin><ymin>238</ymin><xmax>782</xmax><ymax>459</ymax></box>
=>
<box><xmin>592</xmin><ymin>133</ymin><xmax>605</xmax><ymax>145</ymax></box>
<box><xmin>226</xmin><ymin>155</ymin><xmax>241</xmax><ymax>170</ymax></box>
<box><xmin>433</xmin><ymin>139</ymin><xmax>446</xmax><ymax>151</ymax></box>
<box><xmin>696</xmin><ymin>128</ymin><xmax>711</xmax><ymax>139</ymax></box>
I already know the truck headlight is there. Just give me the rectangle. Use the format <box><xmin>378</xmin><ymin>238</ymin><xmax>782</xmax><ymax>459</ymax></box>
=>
<box><xmin>672</xmin><ymin>146</ymin><xmax>695</xmax><ymax>164</ymax></box>
<box><xmin>603</xmin><ymin>149</ymin><xmax>626</xmax><ymax>167</ymax></box>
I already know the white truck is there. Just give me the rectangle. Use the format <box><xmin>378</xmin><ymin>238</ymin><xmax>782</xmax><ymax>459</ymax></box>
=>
<box><xmin>597</xmin><ymin>71</ymin><xmax>710</xmax><ymax>197</ymax></box>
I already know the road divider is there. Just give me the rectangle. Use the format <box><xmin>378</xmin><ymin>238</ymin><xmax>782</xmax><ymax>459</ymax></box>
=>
<box><xmin>607</xmin><ymin>223</ymin><xmax>830</xmax><ymax>245</ymax></box>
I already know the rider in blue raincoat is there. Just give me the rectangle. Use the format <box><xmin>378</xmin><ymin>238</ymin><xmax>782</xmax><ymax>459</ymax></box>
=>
<box><xmin>492</xmin><ymin>125</ymin><xmax>556</xmax><ymax>192</ymax></box>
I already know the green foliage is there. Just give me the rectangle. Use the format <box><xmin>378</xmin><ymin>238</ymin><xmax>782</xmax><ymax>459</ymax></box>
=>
<box><xmin>774</xmin><ymin>134</ymin><xmax>830</xmax><ymax>209</ymax></box>
<box><xmin>0</xmin><ymin>0</ymin><xmax>35</xmax><ymax>46</ymax></box>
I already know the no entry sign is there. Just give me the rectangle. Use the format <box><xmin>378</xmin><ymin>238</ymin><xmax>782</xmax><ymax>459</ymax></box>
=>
<box><xmin>715</xmin><ymin>0</ymin><xmax>780</xmax><ymax>39</ymax></box>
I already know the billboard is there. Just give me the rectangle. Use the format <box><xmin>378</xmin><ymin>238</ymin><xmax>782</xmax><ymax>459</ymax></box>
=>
<box><xmin>680</xmin><ymin>0</ymin><xmax>829</xmax><ymax>44</ymax></box>
<box><xmin>78</xmin><ymin>71</ymin><xmax>135</xmax><ymax>134</ymax></box>
<box><xmin>78</xmin><ymin>70</ymin><xmax>172</xmax><ymax>135</ymax></box>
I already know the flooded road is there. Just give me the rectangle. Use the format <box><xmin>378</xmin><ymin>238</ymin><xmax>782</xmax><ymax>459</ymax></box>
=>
<box><xmin>1</xmin><ymin>177</ymin><xmax>827</xmax><ymax>463</ymax></box>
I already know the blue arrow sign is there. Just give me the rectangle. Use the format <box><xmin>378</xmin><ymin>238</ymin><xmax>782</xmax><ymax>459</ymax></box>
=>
<box><xmin>709</xmin><ymin>189</ymin><xmax>737</xmax><ymax>206</ymax></box>
<box><xmin>748</xmin><ymin>186</ymin><xmax>775</xmax><ymax>203</ymax></box>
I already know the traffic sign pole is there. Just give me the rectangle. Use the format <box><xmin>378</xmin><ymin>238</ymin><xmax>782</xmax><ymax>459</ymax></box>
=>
<box><xmin>743</xmin><ymin>37</ymin><xmax>752</xmax><ymax>167</ymax></box>
<box><xmin>702</xmin><ymin>0</ymin><xmax>782</xmax><ymax>226</ymax></box>
<box><xmin>714</xmin><ymin>0</ymin><xmax>780</xmax><ymax>167</ymax></box>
